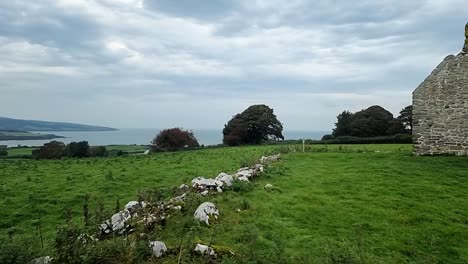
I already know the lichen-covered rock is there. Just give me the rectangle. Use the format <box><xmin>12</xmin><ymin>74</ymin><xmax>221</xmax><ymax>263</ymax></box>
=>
<box><xmin>194</xmin><ymin>202</ymin><xmax>219</xmax><ymax>225</ymax></box>
<box><xmin>194</xmin><ymin>243</ymin><xmax>217</xmax><ymax>257</ymax></box>
<box><xmin>149</xmin><ymin>241</ymin><xmax>167</xmax><ymax>257</ymax></box>
<box><xmin>413</xmin><ymin>24</ymin><xmax>468</xmax><ymax>156</ymax></box>
<box><xmin>215</xmin><ymin>173</ymin><xmax>233</xmax><ymax>187</ymax></box>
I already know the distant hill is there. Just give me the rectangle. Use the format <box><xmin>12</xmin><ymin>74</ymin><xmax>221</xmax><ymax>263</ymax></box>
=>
<box><xmin>0</xmin><ymin>117</ymin><xmax>117</xmax><ymax>131</ymax></box>
<box><xmin>0</xmin><ymin>130</ymin><xmax>64</xmax><ymax>141</ymax></box>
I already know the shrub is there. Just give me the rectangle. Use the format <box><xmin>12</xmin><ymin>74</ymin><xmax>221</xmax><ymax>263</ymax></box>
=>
<box><xmin>0</xmin><ymin>149</ymin><xmax>7</xmax><ymax>157</ymax></box>
<box><xmin>151</xmin><ymin>128</ymin><xmax>199</xmax><ymax>151</ymax></box>
<box><xmin>89</xmin><ymin>146</ymin><xmax>108</xmax><ymax>157</ymax></box>
<box><xmin>32</xmin><ymin>141</ymin><xmax>66</xmax><ymax>159</ymax></box>
<box><xmin>65</xmin><ymin>141</ymin><xmax>90</xmax><ymax>158</ymax></box>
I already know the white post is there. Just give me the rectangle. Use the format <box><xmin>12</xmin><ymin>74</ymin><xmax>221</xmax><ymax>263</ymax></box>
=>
<box><xmin>302</xmin><ymin>139</ymin><xmax>305</xmax><ymax>152</ymax></box>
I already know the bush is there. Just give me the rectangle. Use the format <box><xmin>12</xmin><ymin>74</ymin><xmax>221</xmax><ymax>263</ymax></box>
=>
<box><xmin>321</xmin><ymin>134</ymin><xmax>334</xmax><ymax>141</ymax></box>
<box><xmin>151</xmin><ymin>128</ymin><xmax>199</xmax><ymax>151</ymax></box>
<box><xmin>0</xmin><ymin>237</ymin><xmax>40</xmax><ymax>264</ymax></box>
<box><xmin>0</xmin><ymin>150</ymin><xmax>7</xmax><ymax>157</ymax></box>
<box><xmin>320</xmin><ymin>134</ymin><xmax>412</xmax><ymax>144</ymax></box>
<box><xmin>32</xmin><ymin>141</ymin><xmax>66</xmax><ymax>159</ymax></box>
<box><xmin>65</xmin><ymin>141</ymin><xmax>90</xmax><ymax>158</ymax></box>
<box><xmin>89</xmin><ymin>146</ymin><xmax>108</xmax><ymax>157</ymax></box>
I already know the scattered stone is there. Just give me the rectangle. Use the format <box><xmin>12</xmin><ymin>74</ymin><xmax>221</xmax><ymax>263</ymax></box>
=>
<box><xmin>215</xmin><ymin>173</ymin><xmax>234</xmax><ymax>187</ymax></box>
<box><xmin>194</xmin><ymin>243</ymin><xmax>217</xmax><ymax>257</ymax></box>
<box><xmin>149</xmin><ymin>241</ymin><xmax>167</xmax><ymax>258</ymax></box>
<box><xmin>191</xmin><ymin>177</ymin><xmax>223</xmax><ymax>190</ymax></box>
<box><xmin>200</xmin><ymin>190</ymin><xmax>209</xmax><ymax>196</ymax></box>
<box><xmin>264</xmin><ymin>184</ymin><xmax>273</xmax><ymax>189</ymax></box>
<box><xmin>100</xmin><ymin>210</ymin><xmax>132</xmax><ymax>235</ymax></box>
<box><xmin>194</xmin><ymin>202</ymin><xmax>219</xmax><ymax>225</ymax></box>
<box><xmin>170</xmin><ymin>193</ymin><xmax>187</xmax><ymax>203</ymax></box>
<box><xmin>253</xmin><ymin>164</ymin><xmax>264</xmax><ymax>174</ymax></box>
<box><xmin>179</xmin><ymin>183</ymin><xmax>190</xmax><ymax>192</ymax></box>
<box><xmin>235</xmin><ymin>168</ymin><xmax>254</xmax><ymax>179</ymax></box>
<box><xmin>143</xmin><ymin>150</ymin><xmax>150</xmax><ymax>155</ymax></box>
<box><xmin>216</xmin><ymin>186</ymin><xmax>223</xmax><ymax>193</ymax></box>
<box><xmin>31</xmin><ymin>256</ymin><xmax>53</xmax><ymax>264</ymax></box>
<box><xmin>260</xmin><ymin>154</ymin><xmax>280</xmax><ymax>163</ymax></box>
<box><xmin>124</xmin><ymin>201</ymin><xmax>146</xmax><ymax>214</ymax></box>
<box><xmin>237</xmin><ymin>176</ymin><xmax>249</xmax><ymax>182</ymax></box>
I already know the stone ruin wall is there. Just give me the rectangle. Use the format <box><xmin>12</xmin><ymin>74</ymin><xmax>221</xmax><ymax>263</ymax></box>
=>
<box><xmin>412</xmin><ymin>24</ymin><xmax>468</xmax><ymax>155</ymax></box>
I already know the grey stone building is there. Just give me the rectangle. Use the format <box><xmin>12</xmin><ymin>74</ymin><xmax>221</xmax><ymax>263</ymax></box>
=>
<box><xmin>412</xmin><ymin>23</ymin><xmax>468</xmax><ymax>155</ymax></box>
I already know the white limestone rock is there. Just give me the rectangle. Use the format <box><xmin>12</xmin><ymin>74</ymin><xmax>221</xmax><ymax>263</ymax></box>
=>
<box><xmin>191</xmin><ymin>177</ymin><xmax>223</xmax><ymax>190</ymax></box>
<box><xmin>194</xmin><ymin>202</ymin><xmax>219</xmax><ymax>225</ymax></box>
<box><xmin>194</xmin><ymin>243</ymin><xmax>217</xmax><ymax>257</ymax></box>
<box><xmin>149</xmin><ymin>241</ymin><xmax>167</xmax><ymax>258</ymax></box>
<box><xmin>31</xmin><ymin>256</ymin><xmax>53</xmax><ymax>264</ymax></box>
<box><xmin>124</xmin><ymin>201</ymin><xmax>146</xmax><ymax>214</ymax></box>
<box><xmin>215</xmin><ymin>173</ymin><xmax>234</xmax><ymax>187</ymax></box>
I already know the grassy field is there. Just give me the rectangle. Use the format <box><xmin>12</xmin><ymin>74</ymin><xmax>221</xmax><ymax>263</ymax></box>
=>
<box><xmin>1</xmin><ymin>144</ymin><xmax>467</xmax><ymax>263</ymax></box>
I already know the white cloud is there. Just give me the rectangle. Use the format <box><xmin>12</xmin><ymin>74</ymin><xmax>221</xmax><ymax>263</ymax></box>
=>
<box><xmin>0</xmin><ymin>0</ymin><xmax>466</xmax><ymax>130</ymax></box>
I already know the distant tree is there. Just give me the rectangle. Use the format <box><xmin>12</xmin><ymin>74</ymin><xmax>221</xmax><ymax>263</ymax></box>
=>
<box><xmin>151</xmin><ymin>128</ymin><xmax>199</xmax><ymax>151</ymax></box>
<box><xmin>89</xmin><ymin>146</ymin><xmax>108</xmax><ymax>157</ymax></box>
<box><xmin>332</xmin><ymin>111</ymin><xmax>353</xmax><ymax>137</ymax></box>
<box><xmin>398</xmin><ymin>105</ymin><xmax>413</xmax><ymax>133</ymax></box>
<box><xmin>32</xmin><ymin>141</ymin><xmax>66</xmax><ymax>159</ymax></box>
<box><xmin>321</xmin><ymin>134</ymin><xmax>334</xmax><ymax>141</ymax></box>
<box><xmin>65</xmin><ymin>141</ymin><xmax>90</xmax><ymax>158</ymax></box>
<box><xmin>331</xmin><ymin>105</ymin><xmax>405</xmax><ymax>138</ymax></box>
<box><xmin>223</xmin><ymin>104</ymin><xmax>284</xmax><ymax>146</ymax></box>
<box><xmin>0</xmin><ymin>150</ymin><xmax>7</xmax><ymax>157</ymax></box>
<box><xmin>0</xmin><ymin>146</ymin><xmax>7</xmax><ymax>157</ymax></box>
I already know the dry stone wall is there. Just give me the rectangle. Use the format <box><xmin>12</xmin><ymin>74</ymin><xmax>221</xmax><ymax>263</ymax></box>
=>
<box><xmin>412</xmin><ymin>23</ymin><xmax>468</xmax><ymax>155</ymax></box>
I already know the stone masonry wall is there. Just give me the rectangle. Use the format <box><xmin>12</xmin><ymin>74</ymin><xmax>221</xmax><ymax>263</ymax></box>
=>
<box><xmin>412</xmin><ymin>28</ymin><xmax>468</xmax><ymax>155</ymax></box>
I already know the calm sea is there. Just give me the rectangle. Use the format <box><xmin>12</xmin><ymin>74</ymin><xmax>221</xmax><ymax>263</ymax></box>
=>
<box><xmin>0</xmin><ymin>128</ymin><xmax>327</xmax><ymax>147</ymax></box>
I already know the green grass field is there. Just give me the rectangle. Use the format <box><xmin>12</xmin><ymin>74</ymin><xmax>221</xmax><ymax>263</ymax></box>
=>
<box><xmin>1</xmin><ymin>144</ymin><xmax>467</xmax><ymax>263</ymax></box>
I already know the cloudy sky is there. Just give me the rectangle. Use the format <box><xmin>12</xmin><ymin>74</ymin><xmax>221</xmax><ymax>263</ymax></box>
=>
<box><xmin>1</xmin><ymin>0</ymin><xmax>467</xmax><ymax>131</ymax></box>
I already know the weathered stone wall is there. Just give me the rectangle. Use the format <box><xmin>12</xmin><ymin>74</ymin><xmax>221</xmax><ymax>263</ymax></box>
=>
<box><xmin>412</xmin><ymin>35</ymin><xmax>468</xmax><ymax>155</ymax></box>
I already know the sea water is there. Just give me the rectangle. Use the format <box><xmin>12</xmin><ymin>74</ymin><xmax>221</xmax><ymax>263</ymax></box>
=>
<box><xmin>0</xmin><ymin>128</ymin><xmax>327</xmax><ymax>147</ymax></box>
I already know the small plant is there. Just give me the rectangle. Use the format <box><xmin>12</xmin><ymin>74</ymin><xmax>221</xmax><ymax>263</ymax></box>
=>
<box><xmin>231</xmin><ymin>181</ymin><xmax>254</xmax><ymax>193</ymax></box>
<box><xmin>240</xmin><ymin>199</ymin><xmax>251</xmax><ymax>210</ymax></box>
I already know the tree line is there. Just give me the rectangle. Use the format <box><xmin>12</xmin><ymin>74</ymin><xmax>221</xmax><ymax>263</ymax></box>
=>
<box><xmin>30</xmin><ymin>104</ymin><xmax>413</xmax><ymax>157</ymax></box>
<box><xmin>32</xmin><ymin>141</ymin><xmax>108</xmax><ymax>159</ymax></box>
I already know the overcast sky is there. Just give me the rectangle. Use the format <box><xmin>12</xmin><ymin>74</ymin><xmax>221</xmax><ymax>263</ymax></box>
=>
<box><xmin>1</xmin><ymin>0</ymin><xmax>467</xmax><ymax>131</ymax></box>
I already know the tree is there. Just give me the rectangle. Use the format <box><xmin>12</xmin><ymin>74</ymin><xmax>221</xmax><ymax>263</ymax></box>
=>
<box><xmin>332</xmin><ymin>111</ymin><xmax>353</xmax><ymax>137</ymax></box>
<box><xmin>151</xmin><ymin>128</ymin><xmax>199</xmax><ymax>151</ymax></box>
<box><xmin>330</xmin><ymin>105</ymin><xmax>405</xmax><ymax>138</ymax></box>
<box><xmin>0</xmin><ymin>146</ymin><xmax>7</xmax><ymax>157</ymax></box>
<box><xmin>223</xmin><ymin>104</ymin><xmax>284</xmax><ymax>146</ymax></box>
<box><xmin>398</xmin><ymin>105</ymin><xmax>413</xmax><ymax>133</ymax></box>
<box><xmin>65</xmin><ymin>141</ymin><xmax>90</xmax><ymax>158</ymax></box>
<box><xmin>32</xmin><ymin>141</ymin><xmax>66</xmax><ymax>159</ymax></box>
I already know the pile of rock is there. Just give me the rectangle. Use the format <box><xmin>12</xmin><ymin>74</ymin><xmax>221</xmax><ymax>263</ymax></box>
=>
<box><xmin>99</xmin><ymin>201</ymin><xmax>146</xmax><ymax>235</ymax></box>
<box><xmin>93</xmin><ymin>153</ymin><xmax>281</xmax><ymax>259</ymax></box>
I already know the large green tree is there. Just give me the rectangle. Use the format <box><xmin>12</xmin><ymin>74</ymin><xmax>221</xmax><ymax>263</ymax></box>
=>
<box><xmin>223</xmin><ymin>104</ymin><xmax>284</xmax><ymax>146</ymax></box>
<box><xmin>398</xmin><ymin>105</ymin><xmax>413</xmax><ymax>133</ymax></box>
<box><xmin>331</xmin><ymin>105</ymin><xmax>405</xmax><ymax>138</ymax></box>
